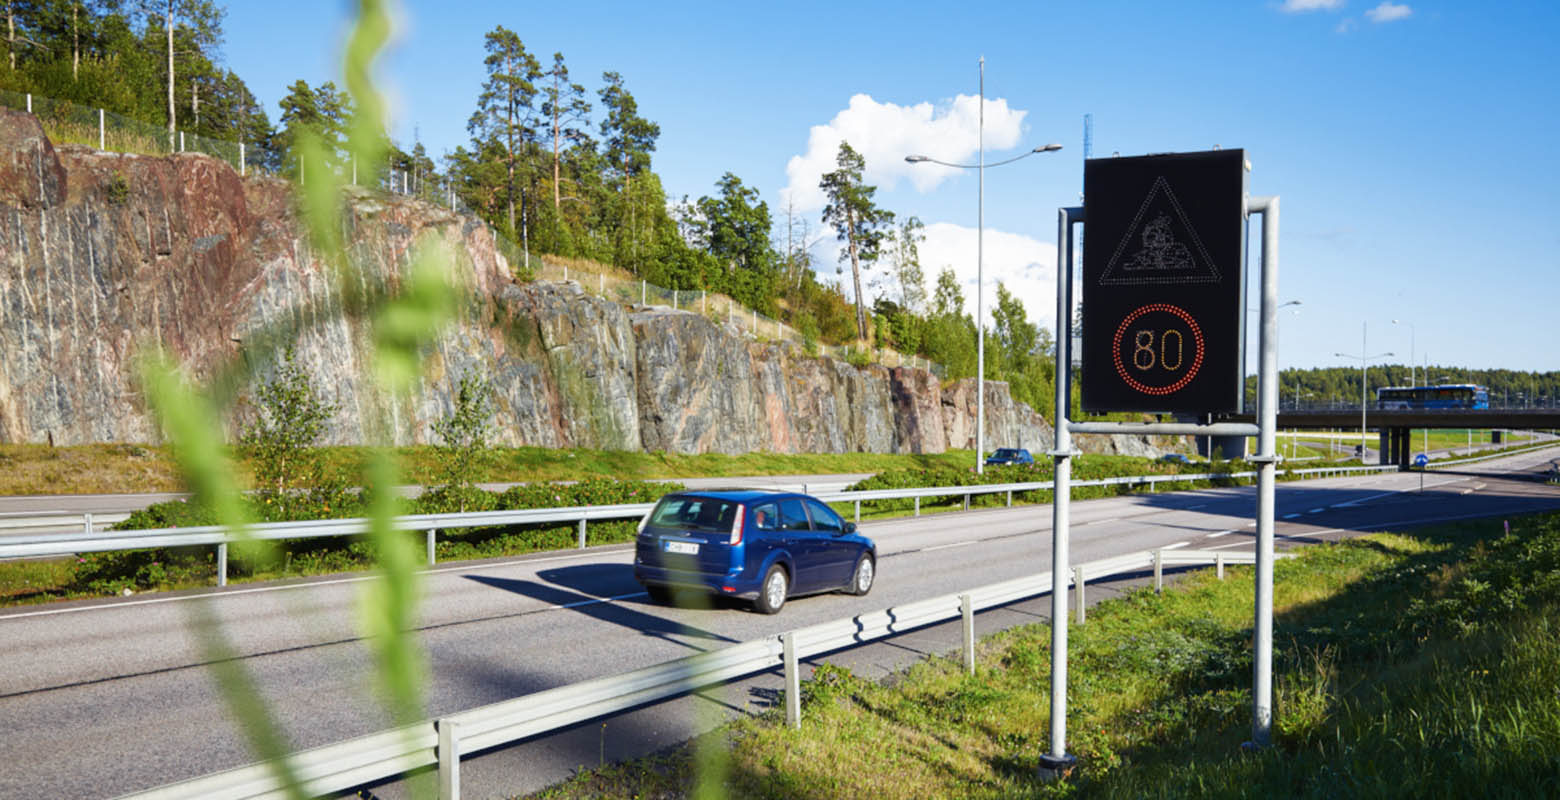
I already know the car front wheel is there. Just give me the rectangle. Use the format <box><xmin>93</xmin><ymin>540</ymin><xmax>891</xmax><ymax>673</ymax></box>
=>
<box><xmin>846</xmin><ymin>554</ymin><xmax>875</xmax><ymax>596</ymax></box>
<box><xmin>754</xmin><ymin>565</ymin><xmax>788</xmax><ymax>615</ymax></box>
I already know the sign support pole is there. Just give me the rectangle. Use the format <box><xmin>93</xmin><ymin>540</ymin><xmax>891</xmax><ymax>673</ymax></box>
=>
<box><xmin>1040</xmin><ymin>205</ymin><xmax>1083</xmax><ymax>778</ymax></box>
<box><xmin>1246</xmin><ymin>194</ymin><xmax>1280</xmax><ymax>748</ymax></box>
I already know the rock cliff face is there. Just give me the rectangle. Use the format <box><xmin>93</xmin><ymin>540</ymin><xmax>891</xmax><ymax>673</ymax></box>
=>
<box><xmin>0</xmin><ymin>109</ymin><xmax>1155</xmax><ymax>458</ymax></box>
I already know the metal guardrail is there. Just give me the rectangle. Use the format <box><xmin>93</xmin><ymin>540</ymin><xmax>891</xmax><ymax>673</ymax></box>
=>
<box><xmin>118</xmin><ymin>546</ymin><xmax>1279</xmax><ymax>800</ymax></box>
<box><xmin>0</xmin><ymin>465</ymin><xmax>1399</xmax><ymax>571</ymax></box>
<box><xmin>0</xmin><ymin>512</ymin><xmax>129</xmax><ymax>533</ymax></box>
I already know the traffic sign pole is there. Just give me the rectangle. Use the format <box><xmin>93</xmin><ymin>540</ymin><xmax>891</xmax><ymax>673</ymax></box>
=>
<box><xmin>1043</xmin><ymin>152</ymin><xmax>1281</xmax><ymax>773</ymax></box>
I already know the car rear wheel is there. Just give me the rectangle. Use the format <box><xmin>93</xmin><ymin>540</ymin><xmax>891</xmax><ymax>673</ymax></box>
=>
<box><xmin>846</xmin><ymin>554</ymin><xmax>875</xmax><ymax>596</ymax></box>
<box><xmin>754</xmin><ymin>565</ymin><xmax>788</xmax><ymax>615</ymax></box>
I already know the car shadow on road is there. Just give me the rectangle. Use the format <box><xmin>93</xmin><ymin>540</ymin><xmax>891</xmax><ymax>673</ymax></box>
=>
<box><xmin>463</xmin><ymin>574</ymin><xmax>738</xmax><ymax>650</ymax></box>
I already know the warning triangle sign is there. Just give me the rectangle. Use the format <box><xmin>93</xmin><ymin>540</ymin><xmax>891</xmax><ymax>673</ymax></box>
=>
<box><xmin>1097</xmin><ymin>176</ymin><xmax>1221</xmax><ymax>286</ymax></box>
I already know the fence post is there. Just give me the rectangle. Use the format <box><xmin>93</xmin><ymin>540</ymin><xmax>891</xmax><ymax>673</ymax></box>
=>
<box><xmin>98</xmin><ymin>108</ymin><xmax>105</xmax><ymax>150</ymax></box>
<box><xmin>1006</xmin><ymin>489</ymin><xmax>1012</xmax><ymax>507</ymax></box>
<box><xmin>963</xmin><ymin>493</ymin><xmax>970</xmax><ymax>511</ymax></box>
<box><xmin>239</xmin><ymin>142</ymin><xmax>245</xmax><ymax>176</ymax></box>
<box><xmin>25</xmin><ymin>93</ymin><xmax>30</xmax><ymax>113</ymax></box>
<box><xmin>673</xmin><ymin>289</ymin><xmax>677</xmax><ymax>309</ymax></box>
<box><xmin>427</xmin><ymin>528</ymin><xmax>437</xmax><ymax>565</ymax></box>
<box><xmin>641</xmin><ymin>280</ymin><xmax>646</xmax><ymax>305</ymax></box>
<box><xmin>1153</xmin><ymin>549</ymin><xmax>1164</xmax><ymax>593</ymax></box>
<box><xmin>179</xmin><ymin>130</ymin><xmax>184</xmax><ymax>152</ymax></box>
<box><xmin>217</xmin><ymin>542</ymin><xmax>228</xmax><ymax>587</ymax></box>
<box><xmin>577</xmin><ymin>518</ymin><xmax>587</xmax><ymax>549</ymax></box>
<box><xmin>914</xmin><ymin>497</ymin><xmax>920</xmax><ymax>516</ymax></box>
<box><xmin>783</xmin><ymin>631</ymin><xmax>801</xmax><ymax>729</ymax></box>
<box><xmin>1216</xmin><ymin>553</ymin><xmax>1225</xmax><ymax>580</ymax></box>
<box><xmin>438</xmin><ymin>719</ymin><xmax>461</xmax><ymax>800</ymax></box>
<box><xmin>703</xmin><ymin>290</ymin><xmax>707</xmax><ymax>313</ymax></box>
<box><xmin>960</xmin><ymin>593</ymin><xmax>975</xmax><ymax>675</ymax></box>
<box><xmin>752</xmin><ymin>309</ymin><xmax>757</xmax><ymax>333</ymax></box>
<box><xmin>352</xmin><ymin>154</ymin><xmax>357</xmax><ymax>185</ymax></box>
<box><xmin>854</xmin><ymin>500</ymin><xmax>860</xmax><ymax>522</ymax></box>
<box><xmin>1073</xmin><ymin>566</ymin><xmax>1085</xmax><ymax>624</ymax></box>
<box><xmin>563</xmin><ymin>264</ymin><xmax>568</xmax><ymax>282</ymax></box>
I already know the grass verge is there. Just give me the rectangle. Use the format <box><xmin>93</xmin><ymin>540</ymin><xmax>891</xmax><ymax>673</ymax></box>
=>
<box><xmin>525</xmin><ymin>510</ymin><xmax>1560</xmax><ymax>799</ymax></box>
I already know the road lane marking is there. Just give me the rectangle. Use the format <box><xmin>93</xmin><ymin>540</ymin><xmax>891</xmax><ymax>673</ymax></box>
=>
<box><xmin>1185</xmin><ymin>504</ymin><xmax>1207</xmax><ymax>510</ymax></box>
<box><xmin>1208</xmin><ymin>541</ymin><xmax>1252</xmax><ymax>550</ymax></box>
<box><xmin>1283</xmin><ymin>513</ymin><xmax>1302</xmax><ymax>519</ymax></box>
<box><xmin>1308</xmin><ymin>508</ymin><xmax>1325</xmax><ymax>514</ymax></box>
<box><xmin>1208</xmin><ymin>530</ymin><xmax>1234</xmax><ymax>538</ymax></box>
<box><xmin>1162</xmin><ymin>542</ymin><xmax>1190</xmax><ymax>550</ymax></box>
<box><xmin>1246</xmin><ymin>521</ymin><xmax>1257</xmax><ymax>527</ymax></box>
<box><xmin>921</xmin><ymin>540</ymin><xmax>978</xmax><ymax>553</ymax></box>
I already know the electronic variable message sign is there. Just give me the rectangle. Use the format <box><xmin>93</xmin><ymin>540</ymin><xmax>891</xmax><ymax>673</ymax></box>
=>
<box><xmin>1081</xmin><ymin>149</ymin><xmax>1247</xmax><ymax>413</ymax></box>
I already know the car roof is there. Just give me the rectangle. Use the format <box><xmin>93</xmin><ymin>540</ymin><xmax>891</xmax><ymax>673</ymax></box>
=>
<box><xmin>662</xmin><ymin>490</ymin><xmax>804</xmax><ymax>504</ymax></box>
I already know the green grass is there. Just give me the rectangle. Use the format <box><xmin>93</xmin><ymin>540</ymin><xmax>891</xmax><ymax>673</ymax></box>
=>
<box><xmin>526</xmin><ymin>511</ymin><xmax>1560</xmax><ymax>799</ymax></box>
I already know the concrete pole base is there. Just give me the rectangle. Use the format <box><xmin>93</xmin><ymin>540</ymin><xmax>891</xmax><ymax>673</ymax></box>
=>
<box><xmin>1037</xmin><ymin>753</ymin><xmax>1078</xmax><ymax>781</ymax></box>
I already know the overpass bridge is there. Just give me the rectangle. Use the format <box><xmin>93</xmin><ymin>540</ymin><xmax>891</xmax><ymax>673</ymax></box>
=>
<box><xmin>1220</xmin><ymin>409</ymin><xmax>1560</xmax><ymax>468</ymax></box>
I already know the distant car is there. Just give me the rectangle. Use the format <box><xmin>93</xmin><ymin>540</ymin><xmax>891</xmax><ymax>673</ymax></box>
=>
<box><xmin>985</xmin><ymin>448</ymin><xmax>1034</xmax><ymax>466</ymax></box>
<box><xmin>1159</xmin><ymin>453</ymin><xmax>1193</xmax><ymax>465</ymax></box>
<box><xmin>634</xmin><ymin>491</ymin><xmax>877</xmax><ymax>614</ymax></box>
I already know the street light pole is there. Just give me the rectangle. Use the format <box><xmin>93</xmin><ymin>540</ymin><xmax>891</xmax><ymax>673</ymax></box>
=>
<box><xmin>1392</xmin><ymin>318</ymin><xmax>1415</xmax><ymax>387</ymax></box>
<box><xmin>1335</xmin><ymin>321</ymin><xmax>1393</xmax><ymax>462</ymax></box>
<box><xmin>977</xmin><ymin>56</ymin><xmax>985</xmax><ymax>474</ymax></box>
<box><xmin>905</xmin><ymin>65</ymin><xmax>1062</xmax><ymax>475</ymax></box>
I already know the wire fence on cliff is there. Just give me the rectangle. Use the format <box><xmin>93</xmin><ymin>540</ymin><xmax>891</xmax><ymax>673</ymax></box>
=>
<box><xmin>1</xmin><ymin>88</ymin><xmax>944</xmax><ymax>377</ymax></box>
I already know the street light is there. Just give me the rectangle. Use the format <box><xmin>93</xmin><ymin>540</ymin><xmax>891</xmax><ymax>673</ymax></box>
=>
<box><xmin>1334</xmin><ymin>322</ymin><xmax>1393</xmax><ymax>461</ymax></box>
<box><xmin>905</xmin><ymin>56</ymin><xmax>1063</xmax><ymax>473</ymax></box>
<box><xmin>1391</xmin><ymin>319</ymin><xmax>1415</xmax><ymax>387</ymax></box>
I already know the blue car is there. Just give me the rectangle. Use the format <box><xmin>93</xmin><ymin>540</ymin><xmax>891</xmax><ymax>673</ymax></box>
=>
<box><xmin>985</xmin><ymin>448</ymin><xmax>1034</xmax><ymax>466</ymax></box>
<box><xmin>634</xmin><ymin>491</ymin><xmax>877</xmax><ymax>614</ymax></box>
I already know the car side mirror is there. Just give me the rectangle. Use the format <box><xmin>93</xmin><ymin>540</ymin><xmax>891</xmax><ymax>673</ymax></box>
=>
<box><xmin>843</xmin><ymin>522</ymin><xmax>857</xmax><ymax>535</ymax></box>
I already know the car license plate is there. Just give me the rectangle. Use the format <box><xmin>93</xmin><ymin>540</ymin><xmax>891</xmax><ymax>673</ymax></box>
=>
<box><xmin>664</xmin><ymin>540</ymin><xmax>699</xmax><ymax>555</ymax></box>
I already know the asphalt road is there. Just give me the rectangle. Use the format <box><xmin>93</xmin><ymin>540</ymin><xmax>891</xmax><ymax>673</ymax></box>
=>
<box><xmin>2</xmin><ymin>450</ymin><xmax>1558</xmax><ymax>799</ymax></box>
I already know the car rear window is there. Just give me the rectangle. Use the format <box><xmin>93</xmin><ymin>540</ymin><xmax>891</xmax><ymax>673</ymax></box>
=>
<box><xmin>647</xmin><ymin>496</ymin><xmax>741</xmax><ymax>532</ymax></box>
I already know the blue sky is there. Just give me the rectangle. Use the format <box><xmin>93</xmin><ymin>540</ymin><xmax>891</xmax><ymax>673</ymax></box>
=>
<box><xmin>223</xmin><ymin>1</ymin><xmax>1560</xmax><ymax>375</ymax></box>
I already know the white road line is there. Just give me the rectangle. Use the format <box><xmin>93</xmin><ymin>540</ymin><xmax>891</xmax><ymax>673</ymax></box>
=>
<box><xmin>1208</xmin><ymin>530</ymin><xmax>1234</xmax><ymax>538</ymax></box>
<box><xmin>1246</xmin><ymin>521</ymin><xmax>1257</xmax><ymax>527</ymax></box>
<box><xmin>1207</xmin><ymin>541</ymin><xmax>1252</xmax><ymax>551</ymax></box>
<box><xmin>1308</xmin><ymin>508</ymin><xmax>1325</xmax><ymax>514</ymax></box>
<box><xmin>1283</xmin><ymin>513</ymin><xmax>1302</xmax><ymax>519</ymax></box>
<box><xmin>922</xmin><ymin>540</ymin><xmax>978</xmax><ymax>553</ymax></box>
<box><xmin>1460</xmin><ymin>489</ymin><xmax>1473</xmax><ymax>495</ymax></box>
<box><xmin>1162</xmin><ymin>542</ymin><xmax>1190</xmax><ymax>550</ymax></box>
<box><xmin>1185</xmin><ymin>504</ymin><xmax>1207</xmax><ymax>510</ymax></box>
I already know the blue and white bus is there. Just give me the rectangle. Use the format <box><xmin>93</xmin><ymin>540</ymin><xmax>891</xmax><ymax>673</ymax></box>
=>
<box><xmin>1376</xmin><ymin>384</ymin><xmax>1489</xmax><ymax>410</ymax></box>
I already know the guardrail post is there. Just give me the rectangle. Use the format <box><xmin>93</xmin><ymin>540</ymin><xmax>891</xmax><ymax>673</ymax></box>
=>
<box><xmin>1006</xmin><ymin>489</ymin><xmax>1012</xmax><ymax>507</ymax></box>
<box><xmin>83</xmin><ymin>512</ymin><xmax>93</xmax><ymax>535</ymax></box>
<box><xmin>960</xmin><ymin>593</ymin><xmax>975</xmax><ymax>675</ymax></box>
<box><xmin>438</xmin><ymin>718</ymin><xmax>461</xmax><ymax>800</ymax></box>
<box><xmin>25</xmin><ymin>93</ymin><xmax>30</xmax><ymax>112</ymax></box>
<box><xmin>1216</xmin><ymin>553</ymin><xmax>1225</xmax><ymax>580</ymax></box>
<box><xmin>963</xmin><ymin>493</ymin><xmax>970</xmax><ymax>511</ymax></box>
<box><xmin>1153</xmin><ymin>549</ymin><xmax>1163</xmax><ymax>593</ymax></box>
<box><xmin>99</xmin><ymin>108</ymin><xmax>105</xmax><ymax>150</ymax></box>
<box><xmin>1073</xmin><ymin>566</ymin><xmax>1085</xmax><ymax>624</ymax></box>
<box><xmin>217</xmin><ymin>543</ymin><xmax>228</xmax><ymax>587</ymax></box>
<box><xmin>854</xmin><ymin>500</ymin><xmax>860</xmax><ymax>522</ymax></box>
<box><xmin>239</xmin><ymin>141</ymin><xmax>245</xmax><ymax>176</ymax></box>
<box><xmin>427</xmin><ymin>528</ymin><xmax>438</xmax><ymax>565</ymax></box>
<box><xmin>782</xmin><ymin>631</ymin><xmax>800</xmax><ymax>729</ymax></box>
<box><xmin>577</xmin><ymin>518</ymin><xmax>587</xmax><ymax>549</ymax></box>
<box><xmin>914</xmin><ymin>497</ymin><xmax>920</xmax><ymax>516</ymax></box>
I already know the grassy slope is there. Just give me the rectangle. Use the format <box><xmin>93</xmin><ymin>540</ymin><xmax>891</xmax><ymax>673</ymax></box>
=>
<box><xmin>0</xmin><ymin>444</ymin><xmax>979</xmax><ymax>496</ymax></box>
<box><xmin>529</xmin><ymin>511</ymin><xmax>1560</xmax><ymax>799</ymax></box>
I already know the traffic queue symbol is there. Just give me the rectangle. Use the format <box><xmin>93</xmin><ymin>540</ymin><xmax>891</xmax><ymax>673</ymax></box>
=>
<box><xmin>1098</xmin><ymin>176</ymin><xmax>1222</xmax><ymax>286</ymax></box>
<box><xmin>1111</xmin><ymin>303</ymin><xmax>1206</xmax><ymax>396</ymax></box>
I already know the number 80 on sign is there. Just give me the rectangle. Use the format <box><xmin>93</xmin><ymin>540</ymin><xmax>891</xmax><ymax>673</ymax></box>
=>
<box><xmin>1111</xmin><ymin>303</ymin><xmax>1206</xmax><ymax>396</ymax></box>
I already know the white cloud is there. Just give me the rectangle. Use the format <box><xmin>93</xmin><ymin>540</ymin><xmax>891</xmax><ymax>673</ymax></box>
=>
<box><xmin>779</xmin><ymin>93</ymin><xmax>1027</xmax><ymax>213</ymax></box>
<box><xmin>915</xmin><ymin>222</ymin><xmax>1061</xmax><ymax>332</ymax></box>
<box><xmin>1280</xmin><ymin>0</ymin><xmax>1345</xmax><ymax>12</ymax></box>
<box><xmin>1365</xmin><ymin>1</ymin><xmax>1412</xmax><ymax>22</ymax></box>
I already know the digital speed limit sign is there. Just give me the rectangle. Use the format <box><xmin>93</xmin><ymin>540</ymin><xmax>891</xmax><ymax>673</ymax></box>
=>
<box><xmin>1081</xmin><ymin>150</ymin><xmax>1246</xmax><ymax>414</ymax></box>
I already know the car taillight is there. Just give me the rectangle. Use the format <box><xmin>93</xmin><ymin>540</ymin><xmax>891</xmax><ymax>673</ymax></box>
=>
<box><xmin>729</xmin><ymin>504</ymin><xmax>745</xmax><ymax>546</ymax></box>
